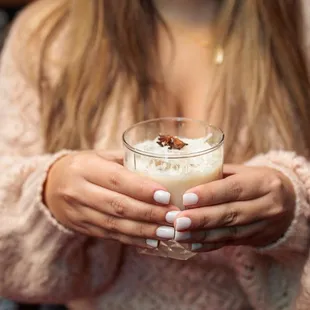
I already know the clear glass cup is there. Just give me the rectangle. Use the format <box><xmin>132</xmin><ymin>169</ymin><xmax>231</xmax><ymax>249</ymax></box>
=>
<box><xmin>123</xmin><ymin>117</ymin><xmax>224</xmax><ymax>260</ymax></box>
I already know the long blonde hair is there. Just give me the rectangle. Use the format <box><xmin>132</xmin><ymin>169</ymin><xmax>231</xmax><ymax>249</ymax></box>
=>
<box><xmin>24</xmin><ymin>0</ymin><xmax>310</xmax><ymax>160</ymax></box>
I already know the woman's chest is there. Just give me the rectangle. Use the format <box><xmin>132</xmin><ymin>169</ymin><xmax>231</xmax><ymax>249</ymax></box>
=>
<box><xmin>158</xmin><ymin>34</ymin><xmax>219</xmax><ymax>122</ymax></box>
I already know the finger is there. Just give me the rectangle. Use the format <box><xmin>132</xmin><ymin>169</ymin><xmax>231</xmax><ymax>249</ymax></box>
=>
<box><xmin>223</xmin><ymin>164</ymin><xmax>249</xmax><ymax>176</ymax></box>
<box><xmin>74</xmin><ymin>223</ymin><xmax>159</xmax><ymax>249</ymax></box>
<box><xmin>84</xmin><ymin>154</ymin><xmax>172</xmax><ymax>205</ymax></box>
<box><xmin>175</xmin><ymin>221</ymin><xmax>266</xmax><ymax>243</ymax></box>
<box><xmin>183</xmin><ymin>172</ymin><xmax>267</xmax><ymax>208</ymax></box>
<box><xmin>190</xmin><ymin>242</ymin><xmax>226</xmax><ymax>253</ymax></box>
<box><xmin>96</xmin><ymin>150</ymin><xmax>124</xmax><ymax>165</ymax></box>
<box><xmin>78</xmin><ymin>206</ymin><xmax>176</xmax><ymax>241</ymax></box>
<box><xmin>175</xmin><ymin>196</ymin><xmax>273</xmax><ymax>231</ymax></box>
<box><xmin>79</xmin><ymin>184</ymin><xmax>179</xmax><ymax>225</ymax></box>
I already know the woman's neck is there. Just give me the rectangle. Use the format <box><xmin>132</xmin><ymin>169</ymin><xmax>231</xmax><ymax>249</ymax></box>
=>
<box><xmin>153</xmin><ymin>0</ymin><xmax>219</xmax><ymax>28</ymax></box>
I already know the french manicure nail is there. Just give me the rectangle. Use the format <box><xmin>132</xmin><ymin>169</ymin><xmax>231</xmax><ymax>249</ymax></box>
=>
<box><xmin>183</xmin><ymin>193</ymin><xmax>199</xmax><ymax>206</ymax></box>
<box><xmin>175</xmin><ymin>217</ymin><xmax>192</xmax><ymax>231</ymax></box>
<box><xmin>175</xmin><ymin>231</ymin><xmax>191</xmax><ymax>241</ymax></box>
<box><xmin>154</xmin><ymin>190</ymin><xmax>171</xmax><ymax>205</ymax></box>
<box><xmin>156</xmin><ymin>226</ymin><xmax>175</xmax><ymax>239</ymax></box>
<box><xmin>146</xmin><ymin>239</ymin><xmax>159</xmax><ymax>248</ymax></box>
<box><xmin>165</xmin><ymin>211</ymin><xmax>181</xmax><ymax>224</ymax></box>
<box><xmin>191</xmin><ymin>243</ymin><xmax>203</xmax><ymax>251</ymax></box>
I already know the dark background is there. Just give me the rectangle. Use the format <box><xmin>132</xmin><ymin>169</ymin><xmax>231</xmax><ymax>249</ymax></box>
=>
<box><xmin>0</xmin><ymin>2</ymin><xmax>67</xmax><ymax>310</ymax></box>
<box><xmin>0</xmin><ymin>4</ymin><xmax>23</xmax><ymax>49</ymax></box>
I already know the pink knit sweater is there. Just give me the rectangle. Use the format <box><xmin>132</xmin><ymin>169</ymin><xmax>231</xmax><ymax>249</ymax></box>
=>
<box><xmin>1</xmin><ymin>3</ymin><xmax>310</xmax><ymax>310</ymax></box>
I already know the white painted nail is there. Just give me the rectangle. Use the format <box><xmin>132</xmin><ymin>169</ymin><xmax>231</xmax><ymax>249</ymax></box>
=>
<box><xmin>183</xmin><ymin>193</ymin><xmax>199</xmax><ymax>206</ymax></box>
<box><xmin>165</xmin><ymin>211</ymin><xmax>181</xmax><ymax>224</ymax></box>
<box><xmin>191</xmin><ymin>243</ymin><xmax>203</xmax><ymax>251</ymax></box>
<box><xmin>156</xmin><ymin>226</ymin><xmax>175</xmax><ymax>239</ymax></box>
<box><xmin>175</xmin><ymin>217</ymin><xmax>192</xmax><ymax>231</ymax></box>
<box><xmin>175</xmin><ymin>231</ymin><xmax>191</xmax><ymax>241</ymax></box>
<box><xmin>146</xmin><ymin>239</ymin><xmax>159</xmax><ymax>248</ymax></box>
<box><xmin>153</xmin><ymin>190</ymin><xmax>171</xmax><ymax>205</ymax></box>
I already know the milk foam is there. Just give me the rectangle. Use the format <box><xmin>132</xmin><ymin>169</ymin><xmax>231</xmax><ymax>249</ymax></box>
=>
<box><xmin>128</xmin><ymin>137</ymin><xmax>222</xmax><ymax>176</ymax></box>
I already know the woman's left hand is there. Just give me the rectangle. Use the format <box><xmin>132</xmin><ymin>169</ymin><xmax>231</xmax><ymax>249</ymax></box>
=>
<box><xmin>172</xmin><ymin>165</ymin><xmax>296</xmax><ymax>252</ymax></box>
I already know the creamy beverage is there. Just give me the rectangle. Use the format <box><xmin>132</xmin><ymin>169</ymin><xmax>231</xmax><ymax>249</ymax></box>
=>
<box><xmin>130</xmin><ymin>137</ymin><xmax>223</xmax><ymax>210</ymax></box>
<box><xmin>123</xmin><ymin>118</ymin><xmax>224</xmax><ymax>260</ymax></box>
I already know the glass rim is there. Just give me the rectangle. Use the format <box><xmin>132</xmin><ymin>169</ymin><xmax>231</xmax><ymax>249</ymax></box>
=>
<box><xmin>122</xmin><ymin>117</ymin><xmax>225</xmax><ymax>159</ymax></box>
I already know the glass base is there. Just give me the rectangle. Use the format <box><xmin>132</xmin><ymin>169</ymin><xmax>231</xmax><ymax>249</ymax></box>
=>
<box><xmin>138</xmin><ymin>240</ymin><xmax>196</xmax><ymax>260</ymax></box>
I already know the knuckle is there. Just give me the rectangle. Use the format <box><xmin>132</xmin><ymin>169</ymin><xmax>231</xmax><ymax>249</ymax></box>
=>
<box><xmin>199</xmin><ymin>214</ymin><xmax>209</xmax><ymax>229</ymax></box>
<box><xmin>103</xmin><ymin>215</ymin><xmax>118</xmax><ymax>232</ymax></box>
<box><xmin>143</xmin><ymin>206</ymin><xmax>156</xmax><ymax>222</ymax></box>
<box><xmin>138</xmin><ymin>223</ymin><xmax>147</xmax><ymax>238</ymax></box>
<box><xmin>110</xmin><ymin>197</ymin><xmax>126</xmax><ymax>217</ymax></box>
<box><xmin>207</xmin><ymin>188</ymin><xmax>217</xmax><ymax>205</ymax></box>
<box><xmin>108</xmin><ymin>165</ymin><xmax>123</xmax><ymax>189</ymax></box>
<box><xmin>228</xmin><ymin>180</ymin><xmax>243</xmax><ymax>199</ymax></box>
<box><xmin>62</xmin><ymin>188</ymin><xmax>80</xmax><ymax>206</ymax></box>
<box><xmin>222</xmin><ymin>209</ymin><xmax>238</xmax><ymax>226</ymax></box>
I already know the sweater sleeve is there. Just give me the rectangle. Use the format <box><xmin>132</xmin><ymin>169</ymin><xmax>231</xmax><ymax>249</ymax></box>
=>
<box><xmin>246</xmin><ymin>151</ymin><xmax>310</xmax><ymax>257</ymax></box>
<box><xmin>0</xmin><ymin>8</ymin><xmax>122</xmax><ymax>304</ymax></box>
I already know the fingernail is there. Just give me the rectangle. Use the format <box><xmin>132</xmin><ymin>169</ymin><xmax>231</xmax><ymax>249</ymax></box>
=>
<box><xmin>156</xmin><ymin>226</ymin><xmax>175</xmax><ymax>239</ymax></box>
<box><xmin>175</xmin><ymin>217</ymin><xmax>192</xmax><ymax>231</ymax></box>
<box><xmin>183</xmin><ymin>193</ymin><xmax>199</xmax><ymax>206</ymax></box>
<box><xmin>154</xmin><ymin>190</ymin><xmax>171</xmax><ymax>205</ymax></box>
<box><xmin>165</xmin><ymin>211</ymin><xmax>181</xmax><ymax>224</ymax></box>
<box><xmin>146</xmin><ymin>239</ymin><xmax>159</xmax><ymax>248</ymax></box>
<box><xmin>191</xmin><ymin>243</ymin><xmax>203</xmax><ymax>251</ymax></box>
<box><xmin>175</xmin><ymin>231</ymin><xmax>191</xmax><ymax>241</ymax></box>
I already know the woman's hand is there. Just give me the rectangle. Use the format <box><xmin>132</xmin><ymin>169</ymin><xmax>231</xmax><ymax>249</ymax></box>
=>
<box><xmin>44</xmin><ymin>151</ymin><xmax>179</xmax><ymax>249</ymax></box>
<box><xmin>172</xmin><ymin>165</ymin><xmax>296</xmax><ymax>252</ymax></box>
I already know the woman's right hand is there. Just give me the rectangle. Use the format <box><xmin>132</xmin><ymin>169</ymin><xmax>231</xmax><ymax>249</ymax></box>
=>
<box><xmin>44</xmin><ymin>151</ymin><xmax>179</xmax><ymax>248</ymax></box>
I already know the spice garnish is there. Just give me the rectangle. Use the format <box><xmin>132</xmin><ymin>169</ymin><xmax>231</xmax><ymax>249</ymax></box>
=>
<box><xmin>156</xmin><ymin>134</ymin><xmax>188</xmax><ymax>150</ymax></box>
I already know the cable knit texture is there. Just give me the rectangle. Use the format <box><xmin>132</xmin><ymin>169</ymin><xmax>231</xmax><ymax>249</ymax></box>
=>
<box><xmin>1</xmin><ymin>2</ymin><xmax>310</xmax><ymax>310</ymax></box>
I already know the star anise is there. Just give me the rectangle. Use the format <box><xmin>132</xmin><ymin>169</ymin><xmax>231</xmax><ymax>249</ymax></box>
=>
<box><xmin>156</xmin><ymin>134</ymin><xmax>188</xmax><ymax>150</ymax></box>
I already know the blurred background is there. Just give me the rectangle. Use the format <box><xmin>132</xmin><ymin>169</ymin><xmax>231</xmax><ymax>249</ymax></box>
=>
<box><xmin>0</xmin><ymin>1</ymin><xmax>67</xmax><ymax>309</ymax></box>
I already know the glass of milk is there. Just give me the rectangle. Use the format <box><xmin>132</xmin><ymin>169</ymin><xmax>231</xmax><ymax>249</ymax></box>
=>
<box><xmin>123</xmin><ymin>117</ymin><xmax>224</xmax><ymax>260</ymax></box>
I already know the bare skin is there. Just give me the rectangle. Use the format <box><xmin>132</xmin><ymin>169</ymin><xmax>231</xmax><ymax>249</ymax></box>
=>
<box><xmin>154</xmin><ymin>0</ymin><xmax>220</xmax><ymax>121</ymax></box>
<box><xmin>45</xmin><ymin>151</ymin><xmax>179</xmax><ymax>248</ymax></box>
<box><xmin>46</xmin><ymin>0</ymin><xmax>296</xmax><ymax>252</ymax></box>
<box><xmin>174</xmin><ymin>165</ymin><xmax>295</xmax><ymax>251</ymax></box>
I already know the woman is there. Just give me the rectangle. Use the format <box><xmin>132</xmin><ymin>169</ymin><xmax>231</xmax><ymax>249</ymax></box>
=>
<box><xmin>0</xmin><ymin>0</ymin><xmax>310</xmax><ymax>309</ymax></box>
